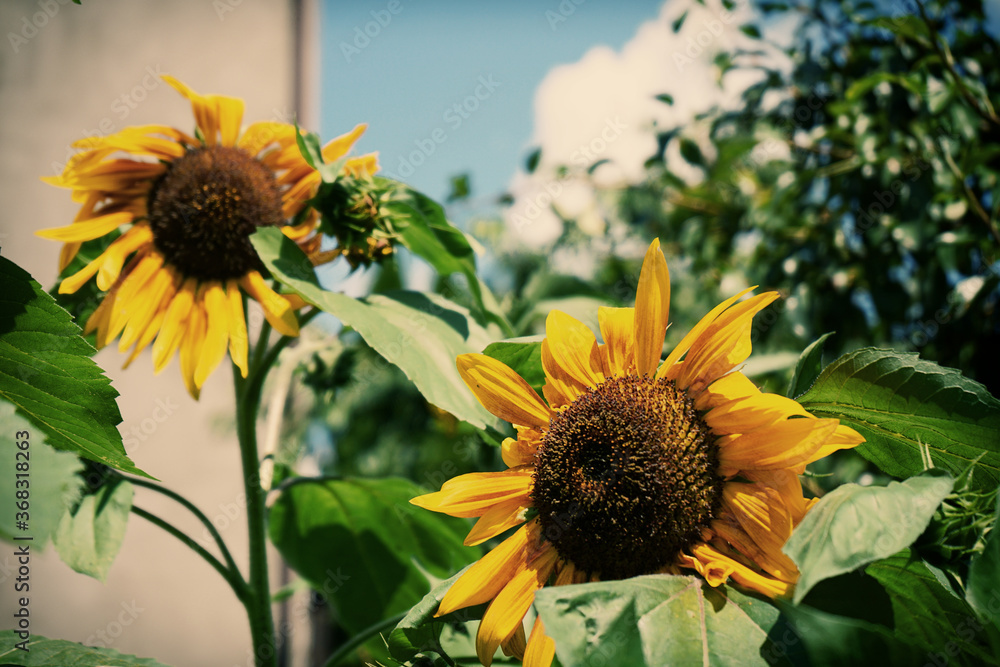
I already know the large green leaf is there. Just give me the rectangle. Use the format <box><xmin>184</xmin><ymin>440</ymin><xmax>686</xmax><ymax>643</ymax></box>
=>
<box><xmin>0</xmin><ymin>402</ymin><xmax>83</xmax><ymax>545</ymax></box>
<box><xmin>866</xmin><ymin>550</ymin><xmax>998</xmax><ymax>665</ymax></box>
<box><xmin>268</xmin><ymin>476</ymin><xmax>477</xmax><ymax>635</ymax></box>
<box><xmin>783</xmin><ymin>472</ymin><xmax>954</xmax><ymax>603</ymax></box>
<box><xmin>797</xmin><ymin>349</ymin><xmax>1000</xmax><ymax>490</ymax></box>
<box><xmin>0</xmin><ymin>630</ymin><xmax>170</xmax><ymax>666</ymax></box>
<box><xmin>776</xmin><ymin>601</ymin><xmax>924</xmax><ymax>667</ymax></box>
<box><xmin>252</xmin><ymin>227</ymin><xmax>496</xmax><ymax>429</ymax></box>
<box><xmin>52</xmin><ymin>478</ymin><xmax>133</xmax><ymax>583</ymax></box>
<box><xmin>534</xmin><ymin>575</ymin><xmax>785</xmax><ymax>667</ymax></box>
<box><xmin>0</xmin><ymin>254</ymin><xmax>149</xmax><ymax>478</ymax></box>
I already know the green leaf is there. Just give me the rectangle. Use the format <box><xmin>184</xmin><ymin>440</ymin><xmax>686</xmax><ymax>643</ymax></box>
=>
<box><xmin>845</xmin><ymin>72</ymin><xmax>924</xmax><ymax>101</ymax></box>
<box><xmin>52</xmin><ymin>478</ymin><xmax>133</xmax><ymax>583</ymax></box>
<box><xmin>776</xmin><ymin>600</ymin><xmax>924</xmax><ymax>666</ymax></box>
<box><xmin>783</xmin><ymin>472</ymin><xmax>954</xmax><ymax>603</ymax></box>
<box><xmin>0</xmin><ymin>631</ymin><xmax>171</xmax><ymax>666</ymax></box>
<box><xmin>525</xmin><ymin>147</ymin><xmax>542</xmax><ymax>174</ymax></box>
<box><xmin>866</xmin><ymin>550</ymin><xmax>998</xmax><ymax>664</ymax></box>
<box><xmin>655</xmin><ymin>93</ymin><xmax>675</xmax><ymax>105</ymax></box>
<box><xmin>967</xmin><ymin>492</ymin><xmax>1000</xmax><ymax>641</ymax></box>
<box><xmin>0</xmin><ymin>402</ymin><xmax>83</xmax><ymax>545</ymax></box>
<box><xmin>387</xmin><ymin>567</ymin><xmax>489</xmax><ymax>664</ymax></box>
<box><xmin>534</xmin><ymin>575</ymin><xmax>784</xmax><ymax>667</ymax></box>
<box><xmin>672</xmin><ymin>9</ymin><xmax>688</xmax><ymax>32</ymax></box>
<box><xmin>863</xmin><ymin>15</ymin><xmax>930</xmax><ymax>44</ymax></box>
<box><xmin>268</xmin><ymin>476</ymin><xmax>477</xmax><ymax>635</ymax></box>
<box><xmin>797</xmin><ymin>349</ymin><xmax>1000</xmax><ymax>490</ymax></box>
<box><xmin>252</xmin><ymin>227</ymin><xmax>496</xmax><ymax>429</ymax></box>
<box><xmin>293</xmin><ymin>127</ymin><xmax>345</xmax><ymax>184</ymax></box>
<box><xmin>787</xmin><ymin>332</ymin><xmax>835</xmax><ymax>398</ymax></box>
<box><xmin>482</xmin><ymin>339</ymin><xmax>544</xmax><ymax>399</ymax></box>
<box><xmin>0</xmin><ymin>255</ymin><xmax>149</xmax><ymax>478</ymax></box>
<box><xmin>740</xmin><ymin>24</ymin><xmax>762</xmax><ymax>38</ymax></box>
<box><xmin>679</xmin><ymin>138</ymin><xmax>705</xmax><ymax>167</ymax></box>
<box><xmin>447</xmin><ymin>173</ymin><xmax>471</xmax><ymax>203</ymax></box>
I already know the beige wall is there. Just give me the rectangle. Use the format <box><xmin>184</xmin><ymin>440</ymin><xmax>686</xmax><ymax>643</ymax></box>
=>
<box><xmin>0</xmin><ymin>2</ymin><xmax>308</xmax><ymax>665</ymax></box>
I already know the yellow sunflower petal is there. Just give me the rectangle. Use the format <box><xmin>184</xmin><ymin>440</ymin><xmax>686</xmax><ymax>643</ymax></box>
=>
<box><xmin>501</xmin><ymin>622</ymin><xmax>526</xmax><ymax>660</ymax></box>
<box><xmin>464</xmin><ymin>496</ymin><xmax>532</xmax><ymax>547</ymax></box>
<box><xmin>194</xmin><ymin>282</ymin><xmax>231</xmax><ymax>388</ymax></box>
<box><xmin>742</xmin><ymin>469</ymin><xmax>811</xmax><ymax>525</ymax></box>
<box><xmin>118</xmin><ymin>266</ymin><xmax>177</xmax><ymax>352</ymax></box>
<box><xmin>705</xmin><ymin>392</ymin><xmax>811</xmax><ymax>435</ymax></box>
<box><xmin>690</xmin><ymin>542</ymin><xmax>793</xmax><ymax>598</ymax></box>
<box><xmin>411</xmin><ymin>468</ymin><xmax>533</xmax><ymax>519</ymax></box>
<box><xmin>693</xmin><ymin>371</ymin><xmax>760</xmax><ymax>411</ymax></box>
<box><xmin>476</xmin><ymin>544</ymin><xmax>559</xmax><ymax>667</ymax></box>
<box><xmin>800</xmin><ymin>424</ymin><xmax>866</xmax><ymax>465</ymax></box>
<box><xmin>152</xmin><ymin>278</ymin><xmax>197</xmax><ymax>373</ymax></box>
<box><xmin>239</xmin><ymin>271</ymin><xmax>299</xmax><ymax>337</ymax></box>
<box><xmin>542</xmin><ymin>310</ymin><xmax>604</xmax><ymax>390</ymax></box>
<box><xmin>598</xmin><ymin>306</ymin><xmax>635</xmax><ymax>377</ymax></box>
<box><xmin>238</xmin><ymin>121</ymin><xmax>296</xmax><ymax>156</ymax></box>
<box><xmin>679</xmin><ymin>547</ymin><xmax>735</xmax><ymax>587</ymax></box>
<box><xmin>717</xmin><ymin>418</ymin><xmax>839</xmax><ymax>475</ymax></box>
<box><xmin>457</xmin><ymin>354</ymin><xmax>551</xmax><ymax>428</ymax></box>
<box><xmin>105</xmin><ymin>253</ymin><xmax>160</xmax><ymax>341</ymax></box>
<box><xmin>35</xmin><ymin>211</ymin><xmax>133</xmax><ymax>243</ymax></box>
<box><xmin>179</xmin><ymin>291</ymin><xmax>207</xmax><ymax>399</ymax></box>
<box><xmin>58</xmin><ymin>225</ymin><xmax>151</xmax><ymax>295</ymax></box>
<box><xmin>226</xmin><ymin>280</ymin><xmax>249</xmax><ymax>378</ymax></box>
<box><xmin>715</xmin><ymin>483</ymin><xmax>798</xmax><ymax>580</ymax></box>
<box><xmin>320</xmin><ymin>123</ymin><xmax>368</xmax><ymax>161</ymax></box>
<box><xmin>163</xmin><ymin>75</ymin><xmax>220</xmax><ymax>147</ymax></box>
<box><xmin>634</xmin><ymin>239</ymin><xmax>671</xmax><ymax>377</ymax></box>
<box><xmin>437</xmin><ymin>519</ymin><xmax>545</xmax><ymax>615</ymax></box>
<box><xmin>524</xmin><ymin>616</ymin><xmax>556</xmax><ymax>667</ymax></box>
<box><xmin>501</xmin><ymin>436</ymin><xmax>538</xmax><ymax>468</ymax></box>
<box><xmin>674</xmin><ymin>292</ymin><xmax>780</xmax><ymax>393</ymax></box>
<box><xmin>657</xmin><ymin>287</ymin><xmax>757</xmax><ymax>379</ymax></box>
<box><xmin>97</xmin><ymin>224</ymin><xmax>154</xmax><ymax>291</ymax></box>
<box><xmin>122</xmin><ymin>297</ymin><xmax>171</xmax><ymax>370</ymax></box>
<box><xmin>540</xmin><ymin>340</ymin><xmax>584</xmax><ymax>410</ymax></box>
<box><xmin>345</xmin><ymin>153</ymin><xmax>380</xmax><ymax>177</ymax></box>
<box><xmin>215</xmin><ymin>95</ymin><xmax>245</xmax><ymax>147</ymax></box>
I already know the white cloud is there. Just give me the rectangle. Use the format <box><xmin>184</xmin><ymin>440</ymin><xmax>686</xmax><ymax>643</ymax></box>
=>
<box><xmin>505</xmin><ymin>0</ymin><xmax>793</xmax><ymax>245</ymax></box>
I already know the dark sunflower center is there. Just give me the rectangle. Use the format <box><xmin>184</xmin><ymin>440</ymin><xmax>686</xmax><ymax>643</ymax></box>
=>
<box><xmin>147</xmin><ymin>146</ymin><xmax>284</xmax><ymax>281</ymax></box>
<box><xmin>531</xmin><ymin>375</ymin><xmax>723</xmax><ymax>580</ymax></box>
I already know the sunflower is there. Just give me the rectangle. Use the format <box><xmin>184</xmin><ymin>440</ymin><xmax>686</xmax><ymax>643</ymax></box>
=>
<box><xmin>37</xmin><ymin>75</ymin><xmax>378</xmax><ymax>398</ymax></box>
<box><xmin>411</xmin><ymin>239</ymin><xmax>865</xmax><ymax>667</ymax></box>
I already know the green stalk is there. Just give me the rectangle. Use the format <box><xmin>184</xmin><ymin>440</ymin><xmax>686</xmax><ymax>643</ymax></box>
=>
<box><xmin>234</xmin><ymin>356</ymin><xmax>277</xmax><ymax>667</ymax></box>
<box><xmin>234</xmin><ymin>306</ymin><xmax>319</xmax><ymax>667</ymax></box>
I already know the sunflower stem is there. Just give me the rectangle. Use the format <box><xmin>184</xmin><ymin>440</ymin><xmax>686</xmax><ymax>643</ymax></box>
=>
<box><xmin>234</xmin><ymin>355</ymin><xmax>278</xmax><ymax>667</ymax></box>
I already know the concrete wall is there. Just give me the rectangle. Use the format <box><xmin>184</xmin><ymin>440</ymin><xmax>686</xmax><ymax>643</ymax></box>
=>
<box><xmin>0</xmin><ymin>2</ymin><xmax>310</xmax><ymax>665</ymax></box>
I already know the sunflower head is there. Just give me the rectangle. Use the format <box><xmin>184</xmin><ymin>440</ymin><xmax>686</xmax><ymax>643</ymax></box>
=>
<box><xmin>37</xmin><ymin>75</ymin><xmax>379</xmax><ymax>398</ymax></box>
<box><xmin>411</xmin><ymin>238</ymin><xmax>865</xmax><ymax>666</ymax></box>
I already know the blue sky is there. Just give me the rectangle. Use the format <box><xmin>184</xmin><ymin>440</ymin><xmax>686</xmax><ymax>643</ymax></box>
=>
<box><xmin>320</xmin><ymin>0</ymin><xmax>664</xmax><ymax>204</ymax></box>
